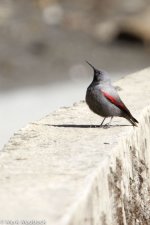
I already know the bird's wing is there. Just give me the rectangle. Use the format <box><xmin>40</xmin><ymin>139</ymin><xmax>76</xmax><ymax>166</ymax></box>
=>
<box><xmin>101</xmin><ymin>90</ymin><xmax>131</xmax><ymax>115</ymax></box>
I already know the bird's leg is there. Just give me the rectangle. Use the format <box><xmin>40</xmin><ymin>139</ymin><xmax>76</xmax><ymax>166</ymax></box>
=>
<box><xmin>108</xmin><ymin>116</ymin><xmax>113</xmax><ymax>125</ymax></box>
<box><xmin>100</xmin><ymin>118</ymin><xmax>106</xmax><ymax>126</ymax></box>
<box><xmin>103</xmin><ymin>117</ymin><xmax>113</xmax><ymax>128</ymax></box>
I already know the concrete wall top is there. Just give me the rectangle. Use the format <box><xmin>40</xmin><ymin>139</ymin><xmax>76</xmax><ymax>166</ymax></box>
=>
<box><xmin>1</xmin><ymin>68</ymin><xmax>150</xmax><ymax>225</ymax></box>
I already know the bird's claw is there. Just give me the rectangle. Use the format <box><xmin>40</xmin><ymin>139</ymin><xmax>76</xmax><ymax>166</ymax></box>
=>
<box><xmin>103</xmin><ymin>123</ymin><xmax>111</xmax><ymax>129</ymax></box>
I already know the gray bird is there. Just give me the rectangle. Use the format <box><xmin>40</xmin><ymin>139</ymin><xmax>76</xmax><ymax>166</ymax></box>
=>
<box><xmin>85</xmin><ymin>61</ymin><xmax>138</xmax><ymax>126</ymax></box>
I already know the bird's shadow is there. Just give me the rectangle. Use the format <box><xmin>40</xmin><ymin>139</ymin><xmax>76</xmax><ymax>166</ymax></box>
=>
<box><xmin>44</xmin><ymin>124</ymin><xmax>131</xmax><ymax>128</ymax></box>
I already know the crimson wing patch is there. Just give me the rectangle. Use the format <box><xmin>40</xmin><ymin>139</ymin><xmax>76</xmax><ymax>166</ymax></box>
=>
<box><xmin>101</xmin><ymin>90</ymin><xmax>130</xmax><ymax>114</ymax></box>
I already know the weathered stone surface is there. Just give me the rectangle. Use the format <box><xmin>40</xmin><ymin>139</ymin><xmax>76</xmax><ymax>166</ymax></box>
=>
<box><xmin>0</xmin><ymin>69</ymin><xmax>150</xmax><ymax>224</ymax></box>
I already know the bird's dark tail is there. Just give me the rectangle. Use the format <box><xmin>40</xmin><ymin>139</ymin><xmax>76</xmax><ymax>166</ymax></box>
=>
<box><xmin>127</xmin><ymin>115</ymin><xmax>139</xmax><ymax>127</ymax></box>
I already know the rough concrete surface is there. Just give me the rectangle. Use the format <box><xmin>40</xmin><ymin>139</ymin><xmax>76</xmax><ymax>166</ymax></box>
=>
<box><xmin>0</xmin><ymin>69</ymin><xmax>150</xmax><ymax>224</ymax></box>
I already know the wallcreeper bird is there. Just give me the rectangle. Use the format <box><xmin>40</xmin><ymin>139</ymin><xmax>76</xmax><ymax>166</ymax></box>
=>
<box><xmin>85</xmin><ymin>61</ymin><xmax>138</xmax><ymax>127</ymax></box>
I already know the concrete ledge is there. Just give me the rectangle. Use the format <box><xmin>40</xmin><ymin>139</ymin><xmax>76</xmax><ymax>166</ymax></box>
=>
<box><xmin>1</xmin><ymin>69</ymin><xmax>150</xmax><ymax>224</ymax></box>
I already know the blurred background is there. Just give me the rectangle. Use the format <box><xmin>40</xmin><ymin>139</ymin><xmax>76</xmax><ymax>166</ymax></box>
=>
<box><xmin>0</xmin><ymin>0</ymin><xmax>150</xmax><ymax>149</ymax></box>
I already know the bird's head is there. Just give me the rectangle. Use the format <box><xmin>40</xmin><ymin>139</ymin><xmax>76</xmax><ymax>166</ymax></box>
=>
<box><xmin>86</xmin><ymin>61</ymin><xmax>110</xmax><ymax>83</ymax></box>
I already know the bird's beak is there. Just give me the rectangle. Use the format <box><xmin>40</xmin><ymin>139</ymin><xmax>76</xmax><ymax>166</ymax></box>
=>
<box><xmin>86</xmin><ymin>61</ymin><xmax>96</xmax><ymax>71</ymax></box>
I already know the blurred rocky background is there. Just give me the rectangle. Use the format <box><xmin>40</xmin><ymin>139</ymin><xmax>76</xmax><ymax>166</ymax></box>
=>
<box><xmin>0</xmin><ymin>0</ymin><xmax>150</xmax><ymax>148</ymax></box>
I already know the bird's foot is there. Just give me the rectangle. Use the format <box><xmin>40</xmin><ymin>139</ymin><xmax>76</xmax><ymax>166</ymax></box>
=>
<box><xmin>103</xmin><ymin>123</ymin><xmax>111</xmax><ymax>129</ymax></box>
<box><xmin>100</xmin><ymin>117</ymin><xmax>113</xmax><ymax>128</ymax></box>
<box><xmin>99</xmin><ymin>123</ymin><xmax>110</xmax><ymax>128</ymax></box>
